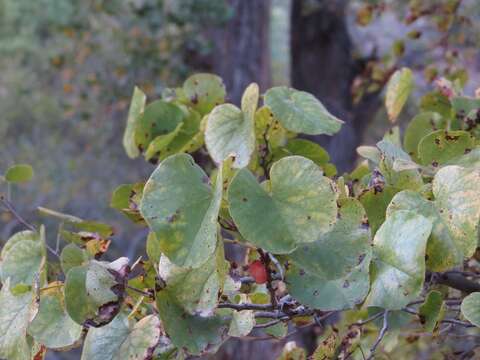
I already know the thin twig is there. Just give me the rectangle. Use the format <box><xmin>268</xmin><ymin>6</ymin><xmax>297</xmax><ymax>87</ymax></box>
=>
<box><xmin>126</xmin><ymin>285</ymin><xmax>153</xmax><ymax>298</ymax></box>
<box><xmin>367</xmin><ymin>310</ymin><xmax>389</xmax><ymax>360</ymax></box>
<box><xmin>1</xmin><ymin>196</ymin><xmax>36</xmax><ymax>232</ymax></box>
<box><xmin>253</xmin><ymin>319</ymin><xmax>283</xmax><ymax>329</ymax></box>
<box><xmin>218</xmin><ymin>302</ymin><xmax>274</xmax><ymax>311</ymax></box>
<box><xmin>355</xmin><ymin>311</ymin><xmax>384</xmax><ymax>326</ymax></box>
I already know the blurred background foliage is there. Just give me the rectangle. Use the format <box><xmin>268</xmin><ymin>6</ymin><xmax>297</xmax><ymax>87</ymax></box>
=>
<box><xmin>1</xmin><ymin>1</ymin><xmax>480</xmax><ymax>357</ymax></box>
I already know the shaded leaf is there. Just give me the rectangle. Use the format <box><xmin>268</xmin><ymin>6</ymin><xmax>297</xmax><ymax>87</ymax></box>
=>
<box><xmin>359</xmin><ymin>186</ymin><xmax>399</xmax><ymax>236</ymax></box>
<box><xmin>403</xmin><ymin>112</ymin><xmax>445</xmax><ymax>161</ymax></box>
<box><xmin>140</xmin><ymin>154</ymin><xmax>223</xmax><ymax>268</ymax></box>
<box><xmin>418</xmin><ymin>290</ymin><xmax>443</xmax><ymax>332</ymax></box>
<box><xmin>228</xmin><ymin>156</ymin><xmax>337</xmax><ymax>254</ymax></box>
<box><xmin>60</xmin><ymin>243</ymin><xmax>90</xmax><ymax>274</ymax></box>
<box><xmin>264</xmin><ymin>87</ymin><xmax>343</xmax><ymax>135</ymax></box>
<box><xmin>81</xmin><ymin>313</ymin><xmax>161</xmax><ymax>360</ymax></box>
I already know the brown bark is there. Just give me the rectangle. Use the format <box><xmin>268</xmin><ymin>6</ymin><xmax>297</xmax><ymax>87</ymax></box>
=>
<box><xmin>291</xmin><ymin>0</ymin><xmax>381</xmax><ymax>172</ymax></box>
<box><xmin>208</xmin><ymin>0</ymin><xmax>271</xmax><ymax>105</ymax></box>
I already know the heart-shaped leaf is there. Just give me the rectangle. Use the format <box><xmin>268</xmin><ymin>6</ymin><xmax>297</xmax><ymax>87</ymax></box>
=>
<box><xmin>28</xmin><ymin>283</ymin><xmax>82</xmax><ymax>350</ymax></box>
<box><xmin>205</xmin><ymin>83</ymin><xmax>258</xmax><ymax>168</ymax></box>
<box><xmin>264</xmin><ymin>87</ymin><xmax>343</xmax><ymax>135</ymax></box>
<box><xmin>81</xmin><ymin>313</ymin><xmax>161</xmax><ymax>360</ymax></box>
<box><xmin>140</xmin><ymin>154</ymin><xmax>223</xmax><ymax>268</ymax></box>
<box><xmin>365</xmin><ymin>210</ymin><xmax>432</xmax><ymax>310</ymax></box>
<box><xmin>287</xmin><ymin>198</ymin><xmax>371</xmax><ymax>280</ymax></box>
<box><xmin>228</xmin><ymin>156</ymin><xmax>337</xmax><ymax>254</ymax></box>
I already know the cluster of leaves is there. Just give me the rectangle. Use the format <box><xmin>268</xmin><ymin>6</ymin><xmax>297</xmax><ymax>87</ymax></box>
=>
<box><xmin>1</xmin><ymin>69</ymin><xmax>480</xmax><ymax>359</ymax></box>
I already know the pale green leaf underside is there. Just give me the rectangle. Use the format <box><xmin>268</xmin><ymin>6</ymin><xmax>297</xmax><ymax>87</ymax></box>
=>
<box><xmin>81</xmin><ymin>313</ymin><xmax>161</xmax><ymax>360</ymax></box>
<box><xmin>461</xmin><ymin>292</ymin><xmax>480</xmax><ymax>328</ymax></box>
<box><xmin>366</xmin><ymin>210</ymin><xmax>432</xmax><ymax>310</ymax></box>
<box><xmin>432</xmin><ymin>166</ymin><xmax>480</xmax><ymax>260</ymax></box>
<box><xmin>385</xmin><ymin>67</ymin><xmax>413</xmax><ymax>122</ymax></box>
<box><xmin>123</xmin><ymin>86</ymin><xmax>146</xmax><ymax>158</ymax></box>
<box><xmin>28</xmin><ymin>286</ymin><xmax>82</xmax><ymax>349</ymax></box>
<box><xmin>228</xmin><ymin>156</ymin><xmax>337</xmax><ymax>254</ymax></box>
<box><xmin>0</xmin><ymin>281</ymin><xmax>35</xmax><ymax>360</ymax></box>
<box><xmin>264</xmin><ymin>86</ymin><xmax>343</xmax><ymax>135</ymax></box>
<box><xmin>0</xmin><ymin>230</ymin><xmax>45</xmax><ymax>287</ymax></box>
<box><xmin>205</xmin><ymin>83</ymin><xmax>258</xmax><ymax>168</ymax></box>
<box><xmin>140</xmin><ymin>154</ymin><xmax>223</xmax><ymax>268</ymax></box>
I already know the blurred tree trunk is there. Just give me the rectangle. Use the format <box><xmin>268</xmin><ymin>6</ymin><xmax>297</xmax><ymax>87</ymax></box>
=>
<box><xmin>208</xmin><ymin>0</ymin><xmax>271</xmax><ymax>105</ymax></box>
<box><xmin>291</xmin><ymin>0</ymin><xmax>381</xmax><ymax>172</ymax></box>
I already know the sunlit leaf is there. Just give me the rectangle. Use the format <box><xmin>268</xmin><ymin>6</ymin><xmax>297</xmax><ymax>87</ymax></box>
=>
<box><xmin>183</xmin><ymin>73</ymin><xmax>226</xmax><ymax>115</ymax></box>
<box><xmin>0</xmin><ymin>280</ymin><xmax>36</xmax><ymax>360</ymax></box>
<box><xmin>123</xmin><ymin>86</ymin><xmax>146</xmax><ymax>159</ymax></box>
<box><xmin>418</xmin><ymin>130</ymin><xmax>475</xmax><ymax>166</ymax></box>
<box><xmin>366</xmin><ymin>210</ymin><xmax>432</xmax><ymax>310</ymax></box>
<box><xmin>264</xmin><ymin>87</ymin><xmax>343</xmax><ymax>135</ymax></box>
<box><xmin>205</xmin><ymin>83</ymin><xmax>258</xmax><ymax>168</ymax></box>
<box><xmin>4</xmin><ymin>164</ymin><xmax>34</xmax><ymax>183</ymax></box>
<box><xmin>385</xmin><ymin>67</ymin><xmax>414</xmax><ymax>122</ymax></box>
<box><xmin>0</xmin><ymin>229</ymin><xmax>45</xmax><ymax>287</ymax></box>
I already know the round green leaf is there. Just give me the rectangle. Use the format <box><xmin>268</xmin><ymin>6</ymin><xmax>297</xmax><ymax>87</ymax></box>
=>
<box><xmin>461</xmin><ymin>292</ymin><xmax>480</xmax><ymax>328</ymax></box>
<box><xmin>432</xmin><ymin>166</ymin><xmax>480</xmax><ymax>260</ymax></box>
<box><xmin>228</xmin><ymin>156</ymin><xmax>337</xmax><ymax>254</ymax></box>
<box><xmin>385</xmin><ymin>67</ymin><xmax>414</xmax><ymax>122</ymax></box>
<box><xmin>286</xmin><ymin>251</ymin><xmax>371</xmax><ymax>311</ymax></box>
<box><xmin>140</xmin><ymin>154</ymin><xmax>223</xmax><ymax>268</ymax></box>
<box><xmin>264</xmin><ymin>86</ymin><xmax>343</xmax><ymax>135</ymax></box>
<box><xmin>365</xmin><ymin>210</ymin><xmax>432</xmax><ymax>310</ymax></box>
<box><xmin>205</xmin><ymin>83</ymin><xmax>258</xmax><ymax>168</ymax></box>
<box><xmin>60</xmin><ymin>243</ymin><xmax>89</xmax><ymax>274</ymax></box>
<box><xmin>123</xmin><ymin>86</ymin><xmax>146</xmax><ymax>158</ymax></box>
<box><xmin>134</xmin><ymin>100</ymin><xmax>184</xmax><ymax>152</ymax></box>
<box><xmin>183</xmin><ymin>73</ymin><xmax>226</xmax><ymax>115</ymax></box>
<box><xmin>0</xmin><ymin>281</ymin><xmax>36</xmax><ymax>360</ymax></box>
<box><xmin>285</xmin><ymin>139</ymin><xmax>330</xmax><ymax>166</ymax></box>
<box><xmin>5</xmin><ymin>164</ymin><xmax>34</xmax><ymax>183</ymax></box>
<box><xmin>28</xmin><ymin>284</ymin><xmax>82</xmax><ymax>350</ymax></box>
<box><xmin>403</xmin><ymin>112</ymin><xmax>445</xmax><ymax>161</ymax></box>
<box><xmin>287</xmin><ymin>198</ymin><xmax>371</xmax><ymax>280</ymax></box>
<box><xmin>81</xmin><ymin>313</ymin><xmax>161</xmax><ymax>360</ymax></box>
<box><xmin>418</xmin><ymin>130</ymin><xmax>475</xmax><ymax>166</ymax></box>
<box><xmin>0</xmin><ymin>230</ymin><xmax>45</xmax><ymax>287</ymax></box>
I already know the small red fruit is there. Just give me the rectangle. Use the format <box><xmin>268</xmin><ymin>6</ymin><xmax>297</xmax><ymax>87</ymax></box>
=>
<box><xmin>249</xmin><ymin>260</ymin><xmax>268</xmax><ymax>284</ymax></box>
